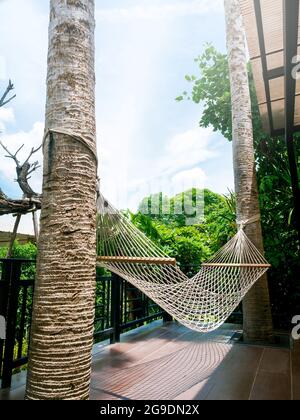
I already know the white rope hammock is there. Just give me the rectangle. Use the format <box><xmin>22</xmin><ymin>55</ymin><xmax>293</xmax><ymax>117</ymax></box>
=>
<box><xmin>96</xmin><ymin>193</ymin><xmax>270</xmax><ymax>333</ymax></box>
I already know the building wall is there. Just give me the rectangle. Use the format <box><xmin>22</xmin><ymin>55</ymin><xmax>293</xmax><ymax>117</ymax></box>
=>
<box><xmin>0</xmin><ymin>231</ymin><xmax>35</xmax><ymax>247</ymax></box>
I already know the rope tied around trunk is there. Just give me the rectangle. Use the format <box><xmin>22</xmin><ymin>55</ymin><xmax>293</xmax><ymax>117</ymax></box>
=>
<box><xmin>237</xmin><ymin>214</ymin><xmax>261</xmax><ymax>230</ymax></box>
<box><xmin>43</xmin><ymin>128</ymin><xmax>98</xmax><ymax>165</ymax></box>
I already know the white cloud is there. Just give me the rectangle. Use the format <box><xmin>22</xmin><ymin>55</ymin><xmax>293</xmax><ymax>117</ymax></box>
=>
<box><xmin>0</xmin><ymin>0</ymin><xmax>232</xmax><ymax>219</ymax></box>
<box><xmin>171</xmin><ymin>167</ymin><xmax>207</xmax><ymax>194</ymax></box>
<box><xmin>97</xmin><ymin>11</ymin><xmax>174</xmax><ymax>208</ymax></box>
<box><xmin>126</xmin><ymin>127</ymin><xmax>217</xmax><ymax>190</ymax></box>
<box><xmin>0</xmin><ymin>122</ymin><xmax>44</xmax><ymax>195</ymax></box>
<box><xmin>96</xmin><ymin>0</ymin><xmax>223</xmax><ymax>22</ymax></box>
<box><xmin>123</xmin><ymin>128</ymin><xmax>216</xmax><ymax>210</ymax></box>
<box><xmin>0</xmin><ymin>107</ymin><xmax>15</xmax><ymax>130</ymax></box>
<box><xmin>0</xmin><ymin>119</ymin><xmax>43</xmax><ymax>235</ymax></box>
<box><xmin>0</xmin><ymin>0</ymin><xmax>48</xmax><ymax>110</ymax></box>
<box><xmin>125</xmin><ymin>166</ymin><xmax>208</xmax><ymax>213</ymax></box>
<box><xmin>0</xmin><ymin>107</ymin><xmax>14</xmax><ymax>123</ymax></box>
<box><xmin>0</xmin><ymin>55</ymin><xmax>6</xmax><ymax>80</ymax></box>
<box><xmin>159</xmin><ymin>128</ymin><xmax>217</xmax><ymax>177</ymax></box>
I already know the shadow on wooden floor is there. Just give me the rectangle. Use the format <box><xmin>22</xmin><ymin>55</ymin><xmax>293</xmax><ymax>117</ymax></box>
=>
<box><xmin>1</xmin><ymin>321</ymin><xmax>299</xmax><ymax>400</ymax></box>
<box><xmin>90</xmin><ymin>321</ymin><xmax>299</xmax><ymax>400</ymax></box>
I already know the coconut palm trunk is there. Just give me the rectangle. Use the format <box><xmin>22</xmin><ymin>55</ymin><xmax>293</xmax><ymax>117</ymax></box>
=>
<box><xmin>25</xmin><ymin>0</ymin><xmax>97</xmax><ymax>400</ymax></box>
<box><xmin>224</xmin><ymin>0</ymin><xmax>273</xmax><ymax>342</ymax></box>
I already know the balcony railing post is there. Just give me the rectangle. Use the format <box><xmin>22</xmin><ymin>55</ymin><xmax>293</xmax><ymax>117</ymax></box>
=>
<box><xmin>110</xmin><ymin>273</ymin><xmax>121</xmax><ymax>344</ymax></box>
<box><xmin>0</xmin><ymin>260</ymin><xmax>9</xmax><ymax>383</ymax></box>
<box><xmin>0</xmin><ymin>260</ymin><xmax>10</xmax><ymax>328</ymax></box>
<box><xmin>1</xmin><ymin>259</ymin><xmax>22</xmax><ymax>389</ymax></box>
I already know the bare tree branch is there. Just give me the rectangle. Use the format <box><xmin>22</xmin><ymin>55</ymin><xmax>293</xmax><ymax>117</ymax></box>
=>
<box><xmin>0</xmin><ymin>80</ymin><xmax>41</xmax><ymax>219</ymax></box>
<box><xmin>0</xmin><ymin>80</ymin><xmax>16</xmax><ymax>108</ymax></box>
<box><xmin>24</xmin><ymin>144</ymin><xmax>42</xmax><ymax>165</ymax></box>
<box><xmin>0</xmin><ymin>140</ymin><xmax>42</xmax><ymax>198</ymax></box>
<box><xmin>0</xmin><ymin>140</ymin><xmax>23</xmax><ymax>166</ymax></box>
<box><xmin>0</xmin><ymin>187</ymin><xmax>7</xmax><ymax>200</ymax></box>
<box><xmin>17</xmin><ymin>162</ymin><xmax>41</xmax><ymax>198</ymax></box>
<box><xmin>27</xmin><ymin>161</ymin><xmax>41</xmax><ymax>176</ymax></box>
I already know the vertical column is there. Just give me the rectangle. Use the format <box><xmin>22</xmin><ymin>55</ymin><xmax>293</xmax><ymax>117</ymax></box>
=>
<box><xmin>1</xmin><ymin>260</ymin><xmax>21</xmax><ymax>389</ymax></box>
<box><xmin>110</xmin><ymin>273</ymin><xmax>121</xmax><ymax>344</ymax></box>
<box><xmin>283</xmin><ymin>0</ymin><xmax>300</xmax><ymax>241</ymax></box>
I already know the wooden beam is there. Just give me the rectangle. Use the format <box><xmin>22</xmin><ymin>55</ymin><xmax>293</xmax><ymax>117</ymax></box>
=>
<box><xmin>283</xmin><ymin>0</ymin><xmax>300</xmax><ymax>241</ymax></box>
<box><xmin>272</xmin><ymin>124</ymin><xmax>300</xmax><ymax>137</ymax></box>
<box><xmin>254</xmin><ymin>0</ymin><xmax>274</xmax><ymax>134</ymax></box>
<box><xmin>97</xmin><ymin>256</ymin><xmax>177</xmax><ymax>266</ymax></box>
<box><xmin>201</xmin><ymin>263</ymin><xmax>271</xmax><ymax>268</ymax></box>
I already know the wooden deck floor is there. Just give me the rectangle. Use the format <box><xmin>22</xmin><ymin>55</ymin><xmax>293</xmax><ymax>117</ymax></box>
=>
<box><xmin>1</xmin><ymin>321</ymin><xmax>300</xmax><ymax>400</ymax></box>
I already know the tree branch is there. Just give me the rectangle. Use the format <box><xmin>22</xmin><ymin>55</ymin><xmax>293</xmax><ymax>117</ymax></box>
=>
<box><xmin>27</xmin><ymin>161</ymin><xmax>41</xmax><ymax>176</ymax></box>
<box><xmin>0</xmin><ymin>80</ymin><xmax>42</xmax><ymax>217</ymax></box>
<box><xmin>0</xmin><ymin>140</ymin><xmax>41</xmax><ymax>198</ymax></box>
<box><xmin>24</xmin><ymin>145</ymin><xmax>42</xmax><ymax>165</ymax></box>
<box><xmin>0</xmin><ymin>80</ymin><xmax>16</xmax><ymax>108</ymax></box>
<box><xmin>0</xmin><ymin>195</ymin><xmax>41</xmax><ymax>216</ymax></box>
<box><xmin>0</xmin><ymin>187</ymin><xmax>7</xmax><ymax>200</ymax></box>
<box><xmin>0</xmin><ymin>140</ymin><xmax>23</xmax><ymax>167</ymax></box>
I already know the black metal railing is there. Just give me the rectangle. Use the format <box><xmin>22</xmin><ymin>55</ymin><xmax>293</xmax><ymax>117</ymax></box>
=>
<box><xmin>93</xmin><ymin>272</ymin><xmax>168</xmax><ymax>344</ymax></box>
<box><xmin>0</xmin><ymin>258</ymin><xmax>243</xmax><ymax>389</ymax></box>
<box><xmin>0</xmin><ymin>259</ymin><xmax>35</xmax><ymax>390</ymax></box>
<box><xmin>0</xmin><ymin>259</ymin><xmax>168</xmax><ymax>389</ymax></box>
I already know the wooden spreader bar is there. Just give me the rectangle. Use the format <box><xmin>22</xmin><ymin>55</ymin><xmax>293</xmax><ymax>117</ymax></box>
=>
<box><xmin>201</xmin><ymin>263</ymin><xmax>271</xmax><ymax>268</ymax></box>
<box><xmin>97</xmin><ymin>256</ymin><xmax>177</xmax><ymax>266</ymax></box>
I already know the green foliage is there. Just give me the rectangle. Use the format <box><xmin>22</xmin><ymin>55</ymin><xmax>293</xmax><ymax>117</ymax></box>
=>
<box><xmin>178</xmin><ymin>44</ymin><xmax>300</xmax><ymax>328</ymax></box>
<box><xmin>0</xmin><ymin>241</ymin><xmax>37</xmax><ymax>279</ymax></box>
<box><xmin>132</xmin><ymin>188</ymin><xmax>236</xmax><ymax>275</ymax></box>
<box><xmin>0</xmin><ymin>241</ymin><xmax>37</xmax><ymax>260</ymax></box>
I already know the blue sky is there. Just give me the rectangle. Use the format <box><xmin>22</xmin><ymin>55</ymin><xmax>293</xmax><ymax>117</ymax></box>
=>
<box><xmin>0</xmin><ymin>0</ymin><xmax>233</xmax><ymax>233</ymax></box>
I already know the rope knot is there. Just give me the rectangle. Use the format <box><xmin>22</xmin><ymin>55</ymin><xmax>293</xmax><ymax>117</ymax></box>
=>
<box><xmin>237</xmin><ymin>214</ymin><xmax>261</xmax><ymax>230</ymax></box>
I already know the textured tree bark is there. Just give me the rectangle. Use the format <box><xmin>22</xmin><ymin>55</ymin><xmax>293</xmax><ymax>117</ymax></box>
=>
<box><xmin>224</xmin><ymin>0</ymin><xmax>273</xmax><ymax>342</ymax></box>
<box><xmin>25</xmin><ymin>0</ymin><xmax>97</xmax><ymax>400</ymax></box>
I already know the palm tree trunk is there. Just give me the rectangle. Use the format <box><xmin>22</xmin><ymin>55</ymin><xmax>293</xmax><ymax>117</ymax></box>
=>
<box><xmin>25</xmin><ymin>0</ymin><xmax>97</xmax><ymax>400</ymax></box>
<box><xmin>224</xmin><ymin>0</ymin><xmax>273</xmax><ymax>342</ymax></box>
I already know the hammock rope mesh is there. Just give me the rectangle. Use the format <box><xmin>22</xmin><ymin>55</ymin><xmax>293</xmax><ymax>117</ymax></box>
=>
<box><xmin>96</xmin><ymin>194</ymin><xmax>270</xmax><ymax>333</ymax></box>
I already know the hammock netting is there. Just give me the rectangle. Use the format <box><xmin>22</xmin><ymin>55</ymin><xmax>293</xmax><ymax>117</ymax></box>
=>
<box><xmin>96</xmin><ymin>194</ymin><xmax>270</xmax><ymax>333</ymax></box>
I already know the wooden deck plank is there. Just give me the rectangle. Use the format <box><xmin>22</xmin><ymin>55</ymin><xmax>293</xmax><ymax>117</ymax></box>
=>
<box><xmin>90</xmin><ymin>327</ymin><xmax>238</xmax><ymax>400</ymax></box>
<box><xmin>90</xmin><ymin>327</ymin><xmax>205</xmax><ymax>400</ymax></box>
<box><xmin>0</xmin><ymin>322</ymin><xmax>298</xmax><ymax>401</ymax></box>
<box><xmin>257</xmin><ymin>347</ymin><xmax>290</xmax><ymax>374</ymax></box>
<box><xmin>174</xmin><ymin>379</ymin><xmax>213</xmax><ymax>400</ymax></box>
<box><xmin>250</xmin><ymin>372</ymin><xmax>291</xmax><ymax>400</ymax></box>
<box><xmin>91</xmin><ymin>323</ymin><xmax>190</xmax><ymax>372</ymax></box>
<box><xmin>292</xmin><ymin>340</ymin><xmax>300</xmax><ymax>400</ymax></box>
<box><xmin>202</xmin><ymin>346</ymin><xmax>264</xmax><ymax>400</ymax></box>
<box><xmin>91</xmin><ymin>341</ymin><xmax>233</xmax><ymax>400</ymax></box>
<box><xmin>249</xmin><ymin>348</ymin><xmax>291</xmax><ymax>400</ymax></box>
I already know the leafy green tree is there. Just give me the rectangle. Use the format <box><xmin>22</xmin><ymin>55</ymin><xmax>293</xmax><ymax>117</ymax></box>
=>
<box><xmin>0</xmin><ymin>241</ymin><xmax>37</xmax><ymax>259</ymax></box>
<box><xmin>132</xmin><ymin>189</ymin><xmax>235</xmax><ymax>275</ymax></box>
